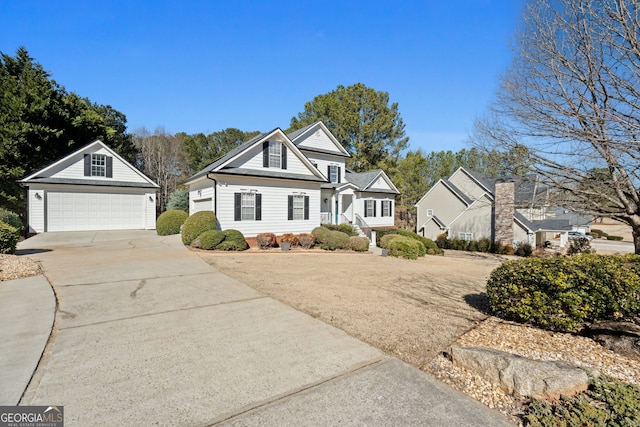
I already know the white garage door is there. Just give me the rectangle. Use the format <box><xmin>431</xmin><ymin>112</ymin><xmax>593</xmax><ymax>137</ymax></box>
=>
<box><xmin>192</xmin><ymin>198</ymin><xmax>212</xmax><ymax>214</ymax></box>
<box><xmin>47</xmin><ymin>191</ymin><xmax>145</xmax><ymax>231</ymax></box>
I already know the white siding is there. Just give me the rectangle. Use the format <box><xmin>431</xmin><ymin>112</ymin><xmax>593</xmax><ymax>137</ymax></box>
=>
<box><xmin>226</xmin><ymin>141</ymin><xmax>313</xmax><ymax>176</ymax></box>
<box><xmin>27</xmin><ymin>187</ymin><xmax>45</xmax><ymax>233</ymax></box>
<box><xmin>355</xmin><ymin>192</ymin><xmax>395</xmax><ymax>228</ymax></box>
<box><xmin>295</xmin><ymin>128</ymin><xmax>345</xmax><ymax>154</ymax></box>
<box><xmin>145</xmin><ymin>192</ymin><xmax>156</xmax><ymax>229</ymax></box>
<box><xmin>188</xmin><ymin>178</ymin><xmax>216</xmax><ymax>215</ymax></box>
<box><xmin>369</xmin><ymin>176</ymin><xmax>393</xmax><ymax>191</ymax></box>
<box><xmin>303</xmin><ymin>151</ymin><xmax>346</xmax><ymax>182</ymax></box>
<box><xmin>49</xmin><ymin>147</ymin><xmax>150</xmax><ymax>183</ymax></box>
<box><xmin>215</xmin><ymin>176</ymin><xmax>321</xmax><ymax>237</ymax></box>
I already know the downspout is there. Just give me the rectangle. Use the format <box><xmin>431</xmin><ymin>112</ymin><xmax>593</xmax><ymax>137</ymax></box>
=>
<box><xmin>206</xmin><ymin>173</ymin><xmax>217</xmax><ymax>214</ymax></box>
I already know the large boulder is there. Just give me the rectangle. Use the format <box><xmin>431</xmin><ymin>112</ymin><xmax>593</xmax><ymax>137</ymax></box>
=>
<box><xmin>583</xmin><ymin>321</ymin><xmax>640</xmax><ymax>360</ymax></box>
<box><xmin>448</xmin><ymin>346</ymin><xmax>590</xmax><ymax>400</ymax></box>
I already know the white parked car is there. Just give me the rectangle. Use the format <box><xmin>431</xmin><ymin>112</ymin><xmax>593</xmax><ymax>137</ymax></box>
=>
<box><xmin>568</xmin><ymin>231</ymin><xmax>593</xmax><ymax>241</ymax></box>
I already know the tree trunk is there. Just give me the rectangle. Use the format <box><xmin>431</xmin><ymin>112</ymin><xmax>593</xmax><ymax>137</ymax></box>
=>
<box><xmin>633</xmin><ymin>225</ymin><xmax>640</xmax><ymax>255</ymax></box>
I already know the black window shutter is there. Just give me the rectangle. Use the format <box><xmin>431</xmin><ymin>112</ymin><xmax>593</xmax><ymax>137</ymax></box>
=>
<box><xmin>338</xmin><ymin>167</ymin><xmax>341</xmax><ymax>183</ymax></box>
<box><xmin>304</xmin><ymin>196</ymin><xmax>309</xmax><ymax>220</ymax></box>
<box><xmin>234</xmin><ymin>193</ymin><xmax>241</xmax><ymax>221</ymax></box>
<box><xmin>364</xmin><ymin>200</ymin><xmax>368</xmax><ymax>217</ymax></box>
<box><xmin>263</xmin><ymin>141</ymin><xmax>269</xmax><ymax>167</ymax></box>
<box><xmin>288</xmin><ymin>195</ymin><xmax>293</xmax><ymax>220</ymax></box>
<box><xmin>373</xmin><ymin>200</ymin><xmax>377</xmax><ymax>217</ymax></box>
<box><xmin>84</xmin><ymin>154</ymin><xmax>91</xmax><ymax>176</ymax></box>
<box><xmin>327</xmin><ymin>165</ymin><xmax>331</xmax><ymax>182</ymax></box>
<box><xmin>282</xmin><ymin>144</ymin><xmax>287</xmax><ymax>170</ymax></box>
<box><xmin>106</xmin><ymin>156</ymin><xmax>113</xmax><ymax>178</ymax></box>
<box><xmin>255</xmin><ymin>194</ymin><xmax>262</xmax><ymax>221</ymax></box>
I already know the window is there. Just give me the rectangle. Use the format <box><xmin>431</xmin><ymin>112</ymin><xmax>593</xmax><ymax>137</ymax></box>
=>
<box><xmin>91</xmin><ymin>154</ymin><xmax>106</xmax><ymax>177</ymax></box>
<box><xmin>328</xmin><ymin>165</ymin><xmax>340</xmax><ymax>183</ymax></box>
<box><xmin>426</xmin><ymin>209</ymin><xmax>434</xmax><ymax>216</ymax></box>
<box><xmin>288</xmin><ymin>195</ymin><xmax>309</xmax><ymax>220</ymax></box>
<box><xmin>262</xmin><ymin>141</ymin><xmax>287</xmax><ymax>169</ymax></box>
<box><xmin>241</xmin><ymin>193</ymin><xmax>255</xmax><ymax>220</ymax></box>
<box><xmin>382</xmin><ymin>200</ymin><xmax>392</xmax><ymax>217</ymax></box>
<box><xmin>365</xmin><ymin>200</ymin><xmax>376</xmax><ymax>217</ymax></box>
<box><xmin>234</xmin><ymin>192</ymin><xmax>262</xmax><ymax>221</ymax></box>
<box><xmin>459</xmin><ymin>232</ymin><xmax>473</xmax><ymax>241</ymax></box>
<box><xmin>269</xmin><ymin>141</ymin><xmax>281</xmax><ymax>168</ymax></box>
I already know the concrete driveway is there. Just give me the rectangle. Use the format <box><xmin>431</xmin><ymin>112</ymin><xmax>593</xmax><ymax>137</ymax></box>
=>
<box><xmin>15</xmin><ymin>230</ymin><xmax>513</xmax><ymax>426</ymax></box>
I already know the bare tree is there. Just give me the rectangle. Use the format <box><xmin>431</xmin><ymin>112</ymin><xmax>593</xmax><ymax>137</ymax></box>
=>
<box><xmin>133</xmin><ymin>127</ymin><xmax>187</xmax><ymax>212</ymax></box>
<box><xmin>472</xmin><ymin>0</ymin><xmax>640</xmax><ymax>253</ymax></box>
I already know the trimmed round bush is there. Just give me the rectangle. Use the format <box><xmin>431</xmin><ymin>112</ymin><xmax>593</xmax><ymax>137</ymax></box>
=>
<box><xmin>312</xmin><ymin>226</ymin><xmax>332</xmax><ymax>243</ymax></box>
<box><xmin>0</xmin><ymin>221</ymin><xmax>19</xmax><ymax>254</ymax></box>
<box><xmin>219</xmin><ymin>229</ymin><xmax>248</xmax><ymax>251</ymax></box>
<box><xmin>337</xmin><ymin>224</ymin><xmax>358</xmax><ymax>236</ymax></box>
<box><xmin>197</xmin><ymin>230</ymin><xmax>226</xmax><ymax>250</ymax></box>
<box><xmin>486</xmin><ymin>254</ymin><xmax>640</xmax><ymax>332</ymax></box>
<box><xmin>156</xmin><ymin>209</ymin><xmax>189</xmax><ymax>236</ymax></box>
<box><xmin>380</xmin><ymin>233</ymin><xmax>398</xmax><ymax>249</ymax></box>
<box><xmin>256</xmin><ymin>232</ymin><xmax>278</xmax><ymax>249</ymax></box>
<box><xmin>318</xmin><ymin>230</ymin><xmax>350</xmax><ymax>250</ymax></box>
<box><xmin>297</xmin><ymin>233</ymin><xmax>315</xmax><ymax>249</ymax></box>
<box><xmin>0</xmin><ymin>208</ymin><xmax>21</xmax><ymax>232</ymax></box>
<box><xmin>349</xmin><ymin>236</ymin><xmax>370</xmax><ymax>252</ymax></box>
<box><xmin>181</xmin><ymin>211</ymin><xmax>217</xmax><ymax>245</ymax></box>
<box><xmin>387</xmin><ymin>235</ymin><xmax>425</xmax><ymax>260</ymax></box>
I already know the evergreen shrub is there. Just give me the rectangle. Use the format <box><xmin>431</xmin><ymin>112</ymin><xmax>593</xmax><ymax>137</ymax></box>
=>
<box><xmin>181</xmin><ymin>211</ymin><xmax>217</xmax><ymax>245</ymax></box>
<box><xmin>156</xmin><ymin>209</ymin><xmax>189</xmax><ymax>236</ymax></box>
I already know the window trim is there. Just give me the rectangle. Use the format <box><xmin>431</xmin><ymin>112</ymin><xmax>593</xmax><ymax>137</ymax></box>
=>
<box><xmin>234</xmin><ymin>192</ymin><xmax>261</xmax><ymax>221</ymax></box>
<box><xmin>426</xmin><ymin>209</ymin><xmax>434</xmax><ymax>216</ymax></box>
<box><xmin>459</xmin><ymin>232</ymin><xmax>473</xmax><ymax>241</ymax></box>
<box><xmin>269</xmin><ymin>141</ymin><xmax>282</xmax><ymax>168</ymax></box>
<box><xmin>91</xmin><ymin>154</ymin><xmax>107</xmax><ymax>177</ymax></box>
<box><xmin>382</xmin><ymin>200</ymin><xmax>392</xmax><ymax>217</ymax></box>
<box><xmin>364</xmin><ymin>199</ymin><xmax>376</xmax><ymax>217</ymax></box>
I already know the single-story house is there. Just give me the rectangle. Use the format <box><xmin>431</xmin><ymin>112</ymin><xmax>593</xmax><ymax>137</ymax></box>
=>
<box><xmin>19</xmin><ymin>140</ymin><xmax>159</xmax><ymax>233</ymax></box>
<box><xmin>183</xmin><ymin>121</ymin><xmax>399</xmax><ymax>238</ymax></box>
<box><xmin>414</xmin><ymin>167</ymin><xmax>586</xmax><ymax>247</ymax></box>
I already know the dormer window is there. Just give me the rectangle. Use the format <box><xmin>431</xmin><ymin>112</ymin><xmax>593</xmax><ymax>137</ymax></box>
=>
<box><xmin>262</xmin><ymin>141</ymin><xmax>287</xmax><ymax>170</ymax></box>
<box><xmin>84</xmin><ymin>153</ymin><xmax>112</xmax><ymax>178</ymax></box>
<box><xmin>91</xmin><ymin>154</ymin><xmax>106</xmax><ymax>177</ymax></box>
<box><xmin>269</xmin><ymin>141</ymin><xmax>282</xmax><ymax>168</ymax></box>
<box><xmin>328</xmin><ymin>165</ymin><xmax>341</xmax><ymax>183</ymax></box>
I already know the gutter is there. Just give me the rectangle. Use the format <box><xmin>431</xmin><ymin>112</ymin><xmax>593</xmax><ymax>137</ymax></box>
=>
<box><xmin>206</xmin><ymin>173</ymin><xmax>217</xmax><ymax>214</ymax></box>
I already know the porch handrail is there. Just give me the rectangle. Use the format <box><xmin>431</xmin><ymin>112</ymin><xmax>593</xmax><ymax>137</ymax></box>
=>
<box><xmin>354</xmin><ymin>214</ymin><xmax>372</xmax><ymax>239</ymax></box>
<box><xmin>340</xmin><ymin>213</ymin><xmax>351</xmax><ymax>224</ymax></box>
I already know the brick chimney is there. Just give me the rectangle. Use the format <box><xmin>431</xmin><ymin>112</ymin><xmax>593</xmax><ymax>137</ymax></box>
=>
<box><xmin>494</xmin><ymin>181</ymin><xmax>515</xmax><ymax>245</ymax></box>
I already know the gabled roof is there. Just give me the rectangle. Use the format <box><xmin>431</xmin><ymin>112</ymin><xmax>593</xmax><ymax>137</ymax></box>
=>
<box><xmin>19</xmin><ymin>140</ymin><xmax>159</xmax><ymax>188</ymax></box>
<box><xmin>531</xmin><ymin>218</ymin><xmax>572</xmax><ymax>232</ymax></box>
<box><xmin>345</xmin><ymin>169</ymin><xmax>400</xmax><ymax>194</ymax></box>
<box><xmin>184</xmin><ymin>128</ymin><xmax>327</xmax><ymax>185</ymax></box>
<box><xmin>442</xmin><ymin>179</ymin><xmax>473</xmax><ymax>206</ymax></box>
<box><xmin>287</xmin><ymin>121</ymin><xmax>351</xmax><ymax>157</ymax></box>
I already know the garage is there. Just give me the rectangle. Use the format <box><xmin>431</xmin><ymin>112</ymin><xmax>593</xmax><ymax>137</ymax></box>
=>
<box><xmin>20</xmin><ymin>140</ymin><xmax>159</xmax><ymax>233</ymax></box>
<box><xmin>192</xmin><ymin>198</ymin><xmax>212</xmax><ymax>214</ymax></box>
<box><xmin>46</xmin><ymin>191</ymin><xmax>146</xmax><ymax>232</ymax></box>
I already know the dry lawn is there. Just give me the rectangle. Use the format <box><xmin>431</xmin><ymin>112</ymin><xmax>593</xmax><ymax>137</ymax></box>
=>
<box><xmin>198</xmin><ymin>249</ymin><xmax>506</xmax><ymax>368</ymax></box>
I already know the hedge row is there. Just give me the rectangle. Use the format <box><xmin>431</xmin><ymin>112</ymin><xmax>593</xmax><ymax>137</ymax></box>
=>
<box><xmin>486</xmin><ymin>254</ymin><xmax>640</xmax><ymax>332</ymax></box>
<box><xmin>375</xmin><ymin>228</ymin><xmax>443</xmax><ymax>258</ymax></box>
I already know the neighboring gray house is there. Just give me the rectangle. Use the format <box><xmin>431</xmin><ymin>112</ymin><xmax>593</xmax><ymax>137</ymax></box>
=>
<box><xmin>415</xmin><ymin>167</ymin><xmax>590</xmax><ymax>247</ymax></box>
<box><xmin>184</xmin><ymin>121</ymin><xmax>399</xmax><ymax>238</ymax></box>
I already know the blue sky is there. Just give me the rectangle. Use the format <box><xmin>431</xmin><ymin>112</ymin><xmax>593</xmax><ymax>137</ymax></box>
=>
<box><xmin>1</xmin><ymin>1</ymin><xmax>525</xmax><ymax>154</ymax></box>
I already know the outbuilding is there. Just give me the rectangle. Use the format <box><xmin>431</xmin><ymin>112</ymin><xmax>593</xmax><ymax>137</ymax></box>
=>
<box><xmin>19</xmin><ymin>140</ymin><xmax>159</xmax><ymax>233</ymax></box>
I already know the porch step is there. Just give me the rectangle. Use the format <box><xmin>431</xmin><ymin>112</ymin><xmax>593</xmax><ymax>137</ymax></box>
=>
<box><xmin>352</xmin><ymin>224</ymin><xmax>367</xmax><ymax>239</ymax></box>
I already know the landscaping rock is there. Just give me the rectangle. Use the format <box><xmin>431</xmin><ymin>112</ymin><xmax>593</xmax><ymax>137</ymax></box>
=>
<box><xmin>448</xmin><ymin>346</ymin><xmax>589</xmax><ymax>400</ymax></box>
<box><xmin>583</xmin><ymin>321</ymin><xmax>640</xmax><ymax>360</ymax></box>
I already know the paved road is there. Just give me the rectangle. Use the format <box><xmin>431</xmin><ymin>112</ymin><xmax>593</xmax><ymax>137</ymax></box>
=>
<box><xmin>12</xmin><ymin>230</ymin><xmax>513</xmax><ymax>426</ymax></box>
<box><xmin>591</xmin><ymin>240</ymin><xmax>635</xmax><ymax>254</ymax></box>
